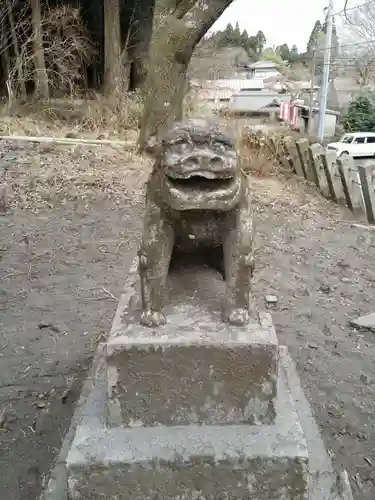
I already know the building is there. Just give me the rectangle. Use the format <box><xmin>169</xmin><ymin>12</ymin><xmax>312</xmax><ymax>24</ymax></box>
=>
<box><xmin>228</xmin><ymin>88</ymin><xmax>290</xmax><ymax>118</ymax></box>
<box><xmin>294</xmin><ymin>104</ymin><xmax>340</xmax><ymax>139</ymax></box>
<box><xmin>263</xmin><ymin>75</ymin><xmax>290</xmax><ymax>93</ymax></box>
<box><xmin>240</xmin><ymin>60</ymin><xmax>280</xmax><ymax>80</ymax></box>
<box><xmin>195</xmin><ymin>79</ymin><xmax>266</xmax><ymax>111</ymax></box>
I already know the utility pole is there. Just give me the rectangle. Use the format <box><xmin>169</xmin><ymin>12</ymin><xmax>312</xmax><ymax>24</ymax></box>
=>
<box><xmin>308</xmin><ymin>49</ymin><xmax>316</xmax><ymax>136</ymax></box>
<box><xmin>317</xmin><ymin>0</ymin><xmax>334</xmax><ymax>141</ymax></box>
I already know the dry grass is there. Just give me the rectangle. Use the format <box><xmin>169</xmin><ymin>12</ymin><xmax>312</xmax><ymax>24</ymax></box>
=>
<box><xmin>1</xmin><ymin>140</ymin><xmax>151</xmax><ymax>214</ymax></box>
<box><xmin>0</xmin><ymin>94</ymin><xmax>318</xmax><ymax>218</ymax></box>
<box><xmin>238</xmin><ymin>128</ymin><xmax>293</xmax><ymax>177</ymax></box>
<box><xmin>237</xmin><ymin>126</ymin><xmax>315</xmax><ymax>178</ymax></box>
<box><xmin>239</xmin><ymin>131</ymin><xmax>278</xmax><ymax>177</ymax></box>
<box><xmin>0</xmin><ymin>91</ymin><xmax>144</xmax><ymax>140</ymax></box>
<box><xmin>0</xmin><ymin>90</ymin><xmax>147</xmax><ymax>217</ymax></box>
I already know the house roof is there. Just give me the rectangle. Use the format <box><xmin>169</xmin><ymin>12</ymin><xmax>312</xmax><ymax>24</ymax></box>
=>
<box><xmin>248</xmin><ymin>60</ymin><xmax>279</xmax><ymax>69</ymax></box>
<box><xmin>229</xmin><ymin>92</ymin><xmax>290</xmax><ymax>112</ymax></box>
<box><xmin>263</xmin><ymin>75</ymin><xmax>287</xmax><ymax>83</ymax></box>
<box><xmin>206</xmin><ymin>79</ymin><xmax>264</xmax><ymax>92</ymax></box>
<box><xmin>294</xmin><ymin>103</ymin><xmax>340</xmax><ymax>116</ymax></box>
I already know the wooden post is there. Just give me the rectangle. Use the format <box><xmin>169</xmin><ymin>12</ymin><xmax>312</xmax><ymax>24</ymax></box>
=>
<box><xmin>307</xmin><ymin>143</ymin><xmax>325</xmax><ymax>188</ymax></box>
<box><xmin>336</xmin><ymin>157</ymin><xmax>353</xmax><ymax>212</ymax></box>
<box><xmin>295</xmin><ymin>139</ymin><xmax>309</xmax><ymax>179</ymax></box>
<box><xmin>284</xmin><ymin>137</ymin><xmax>305</xmax><ymax>178</ymax></box>
<box><xmin>357</xmin><ymin>163</ymin><xmax>375</xmax><ymax>224</ymax></box>
<box><xmin>269</xmin><ymin>135</ymin><xmax>292</xmax><ymax>172</ymax></box>
<box><xmin>320</xmin><ymin>152</ymin><xmax>337</xmax><ymax>203</ymax></box>
<box><xmin>325</xmin><ymin>151</ymin><xmax>345</xmax><ymax>201</ymax></box>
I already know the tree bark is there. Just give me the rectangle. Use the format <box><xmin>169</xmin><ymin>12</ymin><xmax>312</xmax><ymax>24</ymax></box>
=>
<box><xmin>30</xmin><ymin>0</ymin><xmax>49</xmax><ymax>99</ymax></box>
<box><xmin>138</xmin><ymin>0</ymin><xmax>235</xmax><ymax>149</ymax></box>
<box><xmin>104</xmin><ymin>0</ymin><xmax>123</xmax><ymax>96</ymax></box>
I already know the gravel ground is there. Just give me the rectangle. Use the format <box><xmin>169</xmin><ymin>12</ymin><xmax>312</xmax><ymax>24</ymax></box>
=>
<box><xmin>0</xmin><ymin>142</ymin><xmax>374</xmax><ymax>500</ymax></box>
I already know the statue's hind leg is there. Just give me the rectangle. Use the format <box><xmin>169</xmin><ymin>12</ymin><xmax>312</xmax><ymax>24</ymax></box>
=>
<box><xmin>222</xmin><ymin>195</ymin><xmax>255</xmax><ymax>326</ymax></box>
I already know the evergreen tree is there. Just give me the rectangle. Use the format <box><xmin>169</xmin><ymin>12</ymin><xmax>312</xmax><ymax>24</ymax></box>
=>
<box><xmin>343</xmin><ymin>92</ymin><xmax>375</xmax><ymax>132</ymax></box>
<box><xmin>290</xmin><ymin>45</ymin><xmax>299</xmax><ymax>63</ymax></box>
<box><xmin>221</xmin><ymin>23</ymin><xmax>234</xmax><ymax>45</ymax></box>
<box><xmin>232</xmin><ymin>22</ymin><xmax>242</xmax><ymax>46</ymax></box>
<box><xmin>276</xmin><ymin>43</ymin><xmax>290</xmax><ymax>61</ymax></box>
<box><xmin>317</xmin><ymin>16</ymin><xmax>339</xmax><ymax>81</ymax></box>
<box><xmin>240</xmin><ymin>29</ymin><xmax>250</xmax><ymax>52</ymax></box>
<box><xmin>255</xmin><ymin>30</ymin><xmax>266</xmax><ymax>55</ymax></box>
<box><xmin>307</xmin><ymin>20</ymin><xmax>322</xmax><ymax>55</ymax></box>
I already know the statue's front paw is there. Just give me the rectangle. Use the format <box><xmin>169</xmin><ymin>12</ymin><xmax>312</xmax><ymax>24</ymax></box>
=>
<box><xmin>227</xmin><ymin>308</ymin><xmax>249</xmax><ymax>326</ymax></box>
<box><xmin>140</xmin><ymin>310</ymin><xmax>166</xmax><ymax>327</ymax></box>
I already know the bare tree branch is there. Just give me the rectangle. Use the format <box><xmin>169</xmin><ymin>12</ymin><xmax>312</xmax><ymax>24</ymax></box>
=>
<box><xmin>340</xmin><ymin>1</ymin><xmax>375</xmax><ymax>86</ymax></box>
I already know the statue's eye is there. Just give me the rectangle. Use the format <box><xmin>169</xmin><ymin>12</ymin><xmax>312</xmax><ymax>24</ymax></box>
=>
<box><xmin>213</xmin><ymin>142</ymin><xmax>226</xmax><ymax>153</ymax></box>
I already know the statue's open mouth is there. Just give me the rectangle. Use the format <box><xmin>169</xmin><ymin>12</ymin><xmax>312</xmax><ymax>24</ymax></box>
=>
<box><xmin>165</xmin><ymin>171</ymin><xmax>235</xmax><ymax>191</ymax></box>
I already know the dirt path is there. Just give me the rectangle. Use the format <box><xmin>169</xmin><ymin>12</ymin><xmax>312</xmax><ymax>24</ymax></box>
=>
<box><xmin>0</xmin><ymin>144</ymin><xmax>374</xmax><ymax>499</ymax></box>
<box><xmin>251</xmin><ymin>177</ymin><xmax>375</xmax><ymax>499</ymax></box>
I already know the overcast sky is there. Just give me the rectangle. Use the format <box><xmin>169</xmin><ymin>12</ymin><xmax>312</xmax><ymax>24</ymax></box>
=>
<box><xmin>210</xmin><ymin>0</ymin><xmax>363</xmax><ymax>52</ymax></box>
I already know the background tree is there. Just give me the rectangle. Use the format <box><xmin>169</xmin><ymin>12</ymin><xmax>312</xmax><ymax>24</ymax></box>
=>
<box><xmin>307</xmin><ymin>20</ymin><xmax>322</xmax><ymax>56</ymax></box>
<box><xmin>343</xmin><ymin>92</ymin><xmax>375</xmax><ymax>131</ymax></box>
<box><xmin>253</xmin><ymin>30</ymin><xmax>266</xmax><ymax>56</ymax></box>
<box><xmin>123</xmin><ymin>0</ymin><xmax>156</xmax><ymax>90</ymax></box>
<box><xmin>318</xmin><ymin>16</ymin><xmax>339</xmax><ymax>80</ymax></box>
<box><xmin>232</xmin><ymin>21</ymin><xmax>241</xmax><ymax>46</ymax></box>
<box><xmin>313</xmin><ymin>17</ymin><xmax>337</xmax><ymax>83</ymax></box>
<box><xmin>276</xmin><ymin>43</ymin><xmax>290</xmax><ymax>62</ymax></box>
<box><xmin>289</xmin><ymin>44</ymin><xmax>299</xmax><ymax>63</ymax></box>
<box><xmin>0</xmin><ymin>0</ymin><xmax>156</xmax><ymax>95</ymax></box>
<box><xmin>262</xmin><ymin>46</ymin><xmax>283</xmax><ymax>65</ymax></box>
<box><xmin>340</xmin><ymin>0</ymin><xmax>375</xmax><ymax>87</ymax></box>
<box><xmin>31</xmin><ymin>0</ymin><xmax>49</xmax><ymax>99</ymax></box>
<box><xmin>104</xmin><ymin>0</ymin><xmax>122</xmax><ymax>96</ymax></box>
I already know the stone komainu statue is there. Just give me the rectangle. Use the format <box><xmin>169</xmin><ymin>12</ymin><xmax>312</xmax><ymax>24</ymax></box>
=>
<box><xmin>138</xmin><ymin>118</ymin><xmax>255</xmax><ymax>327</ymax></box>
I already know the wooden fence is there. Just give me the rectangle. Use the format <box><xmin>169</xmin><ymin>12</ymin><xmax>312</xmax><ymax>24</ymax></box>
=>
<box><xmin>247</xmin><ymin>132</ymin><xmax>375</xmax><ymax>225</ymax></box>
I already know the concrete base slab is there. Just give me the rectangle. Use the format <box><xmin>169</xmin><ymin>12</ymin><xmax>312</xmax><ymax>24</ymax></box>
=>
<box><xmin>278</xmin><ymin>347</ymin><xmax>353</xmax><ymax>500</ymax></box>
<box><xmin>106</xmin><ymin>266</ymin><xmax>278</xmax><ymax>427</ymax></box>
<box><xmin>67</xmin><ymin>359</ymin><xmax>309</xmax><ymax>500</ymax></box>
<box><xmin>350</xmin><ymin>311</ymin><xmax>375</xmax><ymax>331</ymax></box>
<box><xmin>42</xmin><ymin>344</ymin><xmax>353</xmax><ymax>500</ymax></box>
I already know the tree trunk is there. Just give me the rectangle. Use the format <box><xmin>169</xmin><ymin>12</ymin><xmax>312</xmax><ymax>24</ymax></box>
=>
<box><xmin>138</xmin><ymin>0</ymin><xmax>235</xmax><ymax>149</ymax></box>
<box><xmin>123</xmin><ymin>0</ymin><xmax>156</xmax><ymax>91</ymax></box>
<box><xmin>30</xmin><ymin>0</ymin><xmax>49</xmax><ymax>100</ymax></box>
<box><xmin>0</xmin><ymin>19</ymin><xmax>10</xmax><ymax>91</ymax></box>
<box><xmin>7</xmin><ymin>0</ymin><xmax>27</xmax><ymax>100</ymax></box>
<box><xmin>104</xmin><ymin>0</ymin><xmax>123</xmax><ymax>96</ymax></box>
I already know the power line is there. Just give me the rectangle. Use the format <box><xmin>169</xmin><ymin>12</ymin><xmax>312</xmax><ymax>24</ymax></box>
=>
<box><xmin>309</xmin><ymin>39</ymin><xmax>375</xmax><ymax>54</ymax></box>
<box><xmin>332</xmin><ymin>0</ymin><xmax>375</xmax><ymax>16</ymax></box>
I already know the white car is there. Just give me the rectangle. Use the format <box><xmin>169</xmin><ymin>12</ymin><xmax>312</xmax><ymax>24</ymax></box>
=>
<box><xmin>327</xmin><ymin>132</ymin><xmax>375</xmax><ymax>158</ymax></box>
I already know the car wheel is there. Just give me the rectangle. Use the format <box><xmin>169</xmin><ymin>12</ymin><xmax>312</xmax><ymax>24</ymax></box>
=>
<box><xmin>339</xmin><ymin>151</ymin><xmax>350</xmax><ymax>161</ymax></box>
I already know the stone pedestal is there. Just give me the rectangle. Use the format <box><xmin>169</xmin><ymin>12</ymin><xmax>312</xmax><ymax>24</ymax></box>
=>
<box><xmin>67</xmin><ymin>365</ymin><xmax>309</xmax><ymax>500</ymax></box>
<box><xmin>42</xmin><ymin>261</ymin><xmax>353</xmax><ymax>500</ymax></box>
<box><xmin>106</xmin><ymin>309</ymin><xmax>278</xmax><ymax>427</ymax></box>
